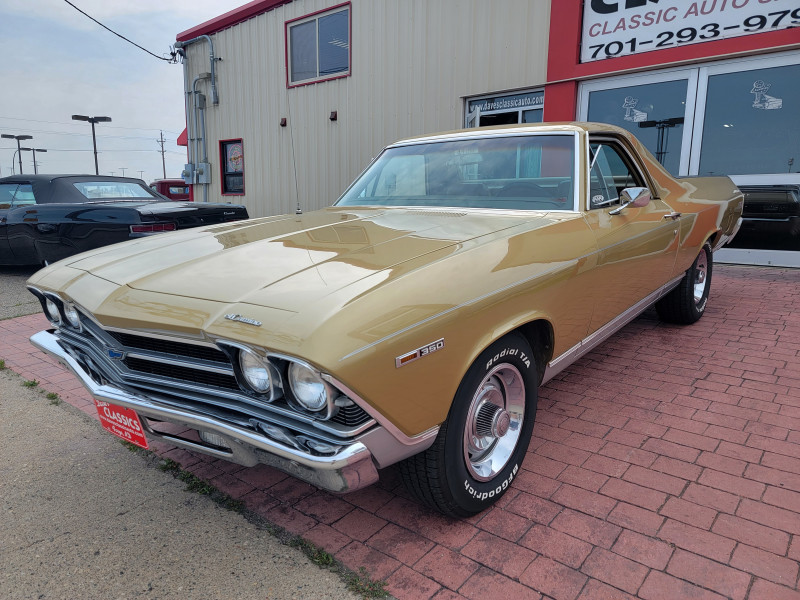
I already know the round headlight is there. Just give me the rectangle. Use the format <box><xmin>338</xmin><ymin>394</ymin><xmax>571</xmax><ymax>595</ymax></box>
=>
<box><xmin>239</xmin><ymin>350</ymin><xmax>272</xmax><ymax>394</ymax></box>
<box><xmin>288</xmin><ymin>362</ymin><xmax>330</xmax><ymax>412</ymax></box>
<box><xmin>45</xmin><ymin>298</ymin><xmax>62</xmax><ymax>325</ymax></box>
<box><xmin>63</xmin><ymin>303</ymin><xmax>81</xmax><ymax>328</ymax></box>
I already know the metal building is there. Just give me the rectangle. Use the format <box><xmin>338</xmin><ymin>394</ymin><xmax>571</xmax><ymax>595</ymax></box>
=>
<box><xmin>176</xmin><ymin>0</ymin><xmax>799</xmax><ymax>267</ymax></box>
<box><xmin>175</xmin><ymin>0</ymin><xmax>552</xmax><ymax>217</ymax></box>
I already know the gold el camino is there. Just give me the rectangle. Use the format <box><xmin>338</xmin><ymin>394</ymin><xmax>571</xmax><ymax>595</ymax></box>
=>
<box><xmin>28</xmin><ymin>123</ymin><xmax>743</xmax><ymax>517</ymax></box>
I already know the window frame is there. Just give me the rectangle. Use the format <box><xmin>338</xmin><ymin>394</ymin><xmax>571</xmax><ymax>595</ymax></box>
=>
<box><xmin>285</xmin><ymin>3</ymin><xmax>351</xmax><ymax>89</ymax></box>
<box><xmin>219</xmin><ymin>138</ymin><xmax>245</xmax><ymax>197</ymax></box>
<box><xmin>586</xmin><ymin>135</ymin><xmax>652</xmax><ymax>212</ymax></box>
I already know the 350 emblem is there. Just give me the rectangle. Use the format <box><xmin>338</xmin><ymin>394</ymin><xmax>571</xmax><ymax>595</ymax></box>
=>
<box><xmin>395</xmin><ymin>338</ymin><xmax>445</xmax><ymax>368</ymax></box>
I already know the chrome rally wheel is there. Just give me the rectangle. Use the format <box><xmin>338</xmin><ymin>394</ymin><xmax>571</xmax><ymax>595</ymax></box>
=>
<box><xmin>693</xmin><ymin>249</ymin><xmax>709</xmax><ymax>307</ymax></box>
<box><xmin>463</xmin><ymin>364</ymin><xmax>525</xmax><ymax>481</ymax></box>
<box><xmin>656</xmin><ymin>243</ymin><xmax>713</xmax><ymax>325</ymax></box>
<box><xmin>399</xmin><ymin>332</ymin><xmax>538</xmax><ymax>518</ymax></box>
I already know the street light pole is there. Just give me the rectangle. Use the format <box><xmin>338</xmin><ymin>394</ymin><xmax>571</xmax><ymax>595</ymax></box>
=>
<box><xmin>21</xmin><ymin>148</ymin><xmax>47</xmax><ymax>175</ymax></box>
<box><xmin>71</xmin><ymin>115</ymin><xmax>112</xmax><ymax>175</ymax></box>
<box><xmin>2</xmin><ymin>133</ymin><xmax>34</xmax><ymax>174</ymax></box>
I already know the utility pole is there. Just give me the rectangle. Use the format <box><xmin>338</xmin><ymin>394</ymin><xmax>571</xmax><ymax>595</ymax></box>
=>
<box><xmin>157</xmin><ymin>131</ymin><xmax>167</xmax><ymax>178</ymax></box>
<box><xmin>72</xmin><ymin>115</ymin><xmax>112</xmax><ymax>175</ymax></box>
<box><xmin>120</xmin><ymin>167</ymin><xmax>127</xmax><ymax>177</ymax></box>
<box><xmin>2</xmin><ymin>134</ymin><xmax>33</xmax><ymax>174</ymax></box>
<box><xmin>137</xmin><ymin>170</ymin><xmax>144</xmax><ymax>180</ymax></box>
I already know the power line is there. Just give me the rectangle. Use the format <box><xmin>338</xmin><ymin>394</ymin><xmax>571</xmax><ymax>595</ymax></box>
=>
<box><xmin>0</xmin><ymin>116</ymin><xmax>182</xmax><ymax>135</ymax></box>
<box><xmin>63</xmin><ymin>0</ymin><xmax>175</xmax><ymax>63</ymax></box>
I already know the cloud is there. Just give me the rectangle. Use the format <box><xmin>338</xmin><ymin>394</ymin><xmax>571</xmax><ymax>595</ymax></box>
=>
<box><xmin>0</xmin><ymin>0</ymin><xmax>244</xmax><ymax>181</ymax></box>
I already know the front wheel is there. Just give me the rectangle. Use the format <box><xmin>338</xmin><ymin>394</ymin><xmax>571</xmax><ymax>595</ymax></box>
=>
<box><xmin>399</xmin><ymin>333</ymin><xmax>538</xmax><ymax>517</ymax></box>
<box><xmin>656</xmin><ymin>243</ymin><xmax>712</xmax><ymax>324</ymax></box>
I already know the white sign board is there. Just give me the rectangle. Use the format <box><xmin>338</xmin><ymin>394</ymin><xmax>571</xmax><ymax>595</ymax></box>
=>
<box><xmin>581</xmin><ymin>0</ymin><xmax>800</xmax><ymax>63</ymax></box>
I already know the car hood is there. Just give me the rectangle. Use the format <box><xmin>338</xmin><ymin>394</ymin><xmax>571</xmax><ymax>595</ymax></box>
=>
<box><xmin>57</xmin><ymin>206</ymin><xmax>550</xmax><ymax>312</ymax></box>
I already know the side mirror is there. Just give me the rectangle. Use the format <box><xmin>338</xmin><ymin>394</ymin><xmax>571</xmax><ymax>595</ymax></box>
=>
<box><xmin>609</xmin><ymin>187</ymin><xmax>651</xmax><ymax>215</ymax></box>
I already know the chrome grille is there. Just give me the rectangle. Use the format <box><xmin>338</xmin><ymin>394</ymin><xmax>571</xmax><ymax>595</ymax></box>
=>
<box><xmin>107</xmin><ymin>330</ymin><xmax>229</xmax><ymax>363</ymax></box>
<box><xmin>123</xmin><ymin>356</ymin><xmax>240</xmax><ymax>390</ymax></box>
<box><xmin>58</xmin><ymin>316</ymin><xmax>375</xmax><ymax>440</ymax></box>
<box><xmin>331</xmin><ymin>403</ymin><xmax>374</xmax><ymax>428</ymax></box>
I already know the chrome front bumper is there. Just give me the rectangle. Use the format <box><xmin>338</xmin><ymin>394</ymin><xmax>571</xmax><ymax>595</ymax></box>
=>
<box><xmin>30</xmin><ymin>330</ymin><xmax>380</xmax><ymax>494</ymax></box>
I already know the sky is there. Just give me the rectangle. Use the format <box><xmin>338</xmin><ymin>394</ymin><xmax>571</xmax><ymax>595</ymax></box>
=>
<box><xmin>0</xmin><ymin>0</ymin><xmax>246</xmax><ymax>183</ymax></box>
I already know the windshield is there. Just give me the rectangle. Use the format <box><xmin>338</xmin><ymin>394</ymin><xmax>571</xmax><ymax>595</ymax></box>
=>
<box><xmin>337</xmin><ymin>134</ymin><xmax>576</xmax><ymax>210</ymax></box>
<box><xmin>72</xmin><ymin>181</ymin><xmax>157</xmax><ymax>200</ymax></box>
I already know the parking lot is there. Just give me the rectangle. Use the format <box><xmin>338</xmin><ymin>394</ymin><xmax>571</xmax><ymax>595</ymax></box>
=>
<box><xmin>2</xmin><ymin>263</ymin><xmax>800</xmax><ymax>600</ymax></box>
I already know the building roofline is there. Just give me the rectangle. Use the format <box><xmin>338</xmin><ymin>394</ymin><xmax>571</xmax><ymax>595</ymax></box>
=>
<box><xmin>176</xmin><ymin>0</ymin><xmax>294</xmax><ymax>41</ymax></box>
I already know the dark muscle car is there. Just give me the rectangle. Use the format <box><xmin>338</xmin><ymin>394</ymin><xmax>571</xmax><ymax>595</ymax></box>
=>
<box><xmin>0</xmin><ymin>175</ymin><xmax>248</xmax><ymax>266</ymax></box>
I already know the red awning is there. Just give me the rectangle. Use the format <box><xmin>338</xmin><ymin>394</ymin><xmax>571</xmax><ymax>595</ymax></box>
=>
<box><xmin>177</xmin><ymin>128</ymin><xmax>188</xmax><ymax>147</ymax></box>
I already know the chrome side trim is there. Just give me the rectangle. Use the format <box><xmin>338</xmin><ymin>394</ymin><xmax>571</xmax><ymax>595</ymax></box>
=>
<box><xmin>542</xmin><ymin>276</ymin><xmax>683</xmax><ymax>384</ymax></box>
<box><xmin>30</xmin><ymin>330</ymin><xmax>379</xmax><ymax>494</ymax></box>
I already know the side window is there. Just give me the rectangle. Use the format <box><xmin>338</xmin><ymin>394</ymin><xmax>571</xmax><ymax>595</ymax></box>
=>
<box><xmin>588</xmin><ymin>141</ymin><xmax>644</xmax><ymax>209</ymax></box>
<box><xmin>0</xmin><ymin>183</ymin><xmax>36</xmax><ymax>208</ymax></box>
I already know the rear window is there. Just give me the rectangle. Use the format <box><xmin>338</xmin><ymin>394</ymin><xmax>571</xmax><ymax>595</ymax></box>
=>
<box><xmin>73</xmin><ymin>181</ymin><xmax>157</xmax><ymax>200</ymax></box>
<box><xmin>0</xmin><ymin>183</ymin><xmax>36</xmax><ymax>208</ymax></box>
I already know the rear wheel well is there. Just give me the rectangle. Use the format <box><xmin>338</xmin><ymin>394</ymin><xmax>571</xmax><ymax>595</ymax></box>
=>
<box><xmin>515</xmin><ymin>319</ymin><xmax>554</xmax><ymax>385</ymax></box>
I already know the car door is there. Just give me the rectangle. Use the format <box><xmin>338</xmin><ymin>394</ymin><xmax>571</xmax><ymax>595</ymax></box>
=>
<box><xmin>582</xmin><ymin>136</ymin><xmax>680</xmax><ymax>334</ymax></box>
<box><xmin>0</xmin><ymin>187</ymin><xmax>12</xmax><ymax>263</ymax></box>
<box><xmin>0</xmin><ymin>182</ymin><xmax>37</xmax><ymax>265</ymax></box>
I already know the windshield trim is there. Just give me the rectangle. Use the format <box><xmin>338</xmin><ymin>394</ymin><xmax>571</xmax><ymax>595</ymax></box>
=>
<box><xmin>336</xmin><ymin>131</ymin><xmax>581</xmax><ymax>213</ymax></box>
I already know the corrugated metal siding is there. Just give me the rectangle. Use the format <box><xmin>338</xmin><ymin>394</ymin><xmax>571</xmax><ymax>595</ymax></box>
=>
<box><xmin>183</xmin><ymin>0</ymin><xmax>551</xmax><ymax>217</ymax></box>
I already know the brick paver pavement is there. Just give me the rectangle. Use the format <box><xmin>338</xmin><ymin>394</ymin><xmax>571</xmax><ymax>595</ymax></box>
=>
<box><xmin>2</xmin><ymin>264</ymin><xmax>799</xmax><ymax>599</ymax></box>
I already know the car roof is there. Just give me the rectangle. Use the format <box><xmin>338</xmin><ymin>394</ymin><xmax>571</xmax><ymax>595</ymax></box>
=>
<box><xmin>0</xmin><ymin>174</ymin><xmax>148</xmax><ymax>185</ymax></box>
<box><xmin>0</xmin><ymin>175</ymin><xmax>157</xmax><ymax>204</ymax></box>
<box><xmin>389</xmin><ymin>121</ymin><xmax>633</xmax><ymax>147</ymax></box>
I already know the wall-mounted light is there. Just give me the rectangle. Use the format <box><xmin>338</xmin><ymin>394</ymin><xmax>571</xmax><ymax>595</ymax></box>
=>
<box><xmin>280</xmin><ymin>118</ymin><xmax>287</xmax><ymax>127</ymax></box>
<box><xmin>329</xmin><ymin>111</ymin><xmax>338</xmax><ymax>122</ymax></box>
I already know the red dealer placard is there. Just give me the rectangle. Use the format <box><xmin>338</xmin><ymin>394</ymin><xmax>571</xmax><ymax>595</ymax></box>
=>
<box><xmin>94</xmin><ymin>399</ymin><xmax>149</xmax><ymax>449</ymax></box>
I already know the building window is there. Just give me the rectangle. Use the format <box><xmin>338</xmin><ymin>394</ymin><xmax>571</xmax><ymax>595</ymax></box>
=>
<box><xmin>287</xmin><ymin>5</ymin><xmax>350</xmax><ymax>86</ymax></box>
<box><xmin>465</xmin><ymin>90</ymin><xmax>544</xmax><ymax>128</ymax></box>
<box><xmin>220</xmin><ymin>139</ymin><xmax>244</xmax><ymax>195</ymax></box>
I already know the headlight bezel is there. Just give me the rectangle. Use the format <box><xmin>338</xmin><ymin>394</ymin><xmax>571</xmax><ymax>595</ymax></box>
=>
<box><xmin>286</xmin><ymin>361</ymin><xmax>336</xmax><ymax>414</ymax></box>
<box><xmin>237</xmin><ymin>348</ymin><xmax>277</xmax><ymax>398</ymax></box>
<box><xmin>44</xmin><ymin>297</ymin><xmax>62</xmax><ymax>326</ymax></box>
<box><xmin>29</xmin><ymin>288</ymin><xmax>84</xmax><ymax>331</ymax></box>
<box><xmin>62</xmin><ymin>302</ymin><xmax>82</xmax><ymax>330</ymax></box>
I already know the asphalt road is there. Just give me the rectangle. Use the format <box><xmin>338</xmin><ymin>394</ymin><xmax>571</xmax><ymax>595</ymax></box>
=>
<box><xmin>0</xmin><ymin>367</ymin><xmax>363</xmax><ymax>600</ymax></box>
<box><xmin>0</xmin><ymin>269</ymin><xmax>365</xmax><ymax>600</ymax></box>
<box><xmin>0</xmin><ymin>266</ymin><xmax>41</xmax><ymax>320</ymax></box>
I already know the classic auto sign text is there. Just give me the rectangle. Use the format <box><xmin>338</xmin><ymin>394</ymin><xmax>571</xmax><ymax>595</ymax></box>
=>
<box><xmin>581</xmin><ymin>0</ymin><xmax>799</xmax><ymax>62</ymax></box>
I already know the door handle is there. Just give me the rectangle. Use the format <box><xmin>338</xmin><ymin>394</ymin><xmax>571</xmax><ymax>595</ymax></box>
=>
<box><xmin>663</xmin><ymin>212</ymin><xmax>682</xmax><ymax>220</ymax></box>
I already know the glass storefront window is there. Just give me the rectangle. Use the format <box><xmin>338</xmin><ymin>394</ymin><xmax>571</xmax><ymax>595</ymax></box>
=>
<box><xmin>698</xmin><ymin>64</ymin><xmax>800</xmax><ymax>176</ymax></box>
<box><xmin>579</xmin><ymin>52</ymin><xmax>800</xmax><ymax>263</ymax></box>
<box><xmin>586</xmin><ymin>80</ymin><xmax>688</xmax><ymax>175</ymax></box>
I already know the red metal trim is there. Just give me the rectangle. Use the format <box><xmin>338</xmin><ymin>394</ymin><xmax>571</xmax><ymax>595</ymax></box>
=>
<box><xmin>546</xmin><ymin>0</ymin><xmax>800</xmax><ymax>117</ymax></box>
<box><xmin>285</xmin><ymin>2</ymin><xmax>352</xmax><ymax>89</ymax></box>
<box><xmin>177</xmin><ymin>0</ymin><xmax>294</xmax><ymax>41</ymax></box>
<box><xmin>176</xmin><ymin>128</ymin><xmax>188</xmax><ymax>147</ymax></box>
<box><xmin>542</xmin><ymin>82</ymin><xmax>578</xmax><ymax>122</ymax></box>
<box><xmin>219</xmin><ymin>138</ymin><xmax>245</xmax><ymax>197</ymax></box>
